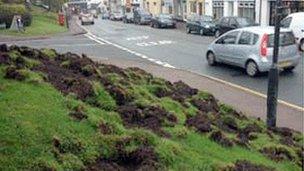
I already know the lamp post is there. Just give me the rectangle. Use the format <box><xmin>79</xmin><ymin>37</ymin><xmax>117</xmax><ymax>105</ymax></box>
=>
<box><xmin>266</xmin><ymin>0</ymin><xmax>283</xmax><ymax>128</ymax></box>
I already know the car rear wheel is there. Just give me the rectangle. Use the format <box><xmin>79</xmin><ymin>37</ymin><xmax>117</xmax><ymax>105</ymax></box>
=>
<box><xmin>300</xmin><ymin>39</ymin><xmax>304</xmax><ymax>52</ymax></box>
<box><xmin>284</xmin><ymin>66</ymin><xmax>295</xmax><ymax>72</ymax></box>
<box><xmin>207</xmin><ymin>52</ymin><xmax>217</xmax><ymax>66</ymax></box>
<box><xmin>215</xmin><ymin>30</ymin><xmax>220</xmax><ymax>38</ymax></box>
<box><xmin>200</xmin><ymin>29</ymin><xmax>204</xmax><ymax>36</ymax></box>
<box><xmin>246</xmin><ymin>61</ymin><xmax>259</xmax><ymax>77</ymax></box>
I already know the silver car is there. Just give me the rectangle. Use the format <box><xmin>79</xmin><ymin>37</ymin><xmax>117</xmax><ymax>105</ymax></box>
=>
<box><xmin>206</xmin><ymin>26</ymin><xmax>301</xmax><ymax>76</ymax></box>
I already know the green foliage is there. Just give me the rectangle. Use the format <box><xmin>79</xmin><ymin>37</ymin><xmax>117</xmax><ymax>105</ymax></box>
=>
<box><xmin>87</xmin><ymin>82</ymin><xmax>117</xmax><ymax>111</ymax></box>
<box><xmin>0</xmin><ymin>4</ymin><xmax>32</xmax><ymax>27</ymax></box>
<box><xmin>41</xmin><ymin>48</ymin><xmax>57</xmax><ymax>59</ymax></box>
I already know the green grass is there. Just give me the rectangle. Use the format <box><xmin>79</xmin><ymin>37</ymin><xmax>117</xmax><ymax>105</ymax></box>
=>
<box><xmin>0</xmin><ymin>7</ymin><xmax>67</xmax><ymax>37</ymax></box>
<box><xmin>0</xmin><ymin>64</ymin><xmax>302</xmax><ymax>170</ymax></box>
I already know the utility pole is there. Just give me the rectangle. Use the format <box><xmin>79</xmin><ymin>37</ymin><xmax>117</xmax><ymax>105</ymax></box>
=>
<box><xmin>266</xmin><ymin>0</ymin><xmax>283</xmax><ymax>128</ymax></box>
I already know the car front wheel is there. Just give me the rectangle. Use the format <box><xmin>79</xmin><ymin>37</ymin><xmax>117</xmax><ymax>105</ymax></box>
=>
<box><xmin>207</xmin><ymin>52</ymin><xmax>217</xmax><ymax>66</ymax></box>
<box><xmin>246</xmin><ymin>61</ymin><xmax>259</xmax><ymax>77</ymax></box>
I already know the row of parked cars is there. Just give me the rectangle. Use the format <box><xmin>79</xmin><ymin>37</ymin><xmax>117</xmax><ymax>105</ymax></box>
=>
<box><xmin>99</xmin><ymin>10</ymin><xmax>303</xmax><ymax>77</ymax></box>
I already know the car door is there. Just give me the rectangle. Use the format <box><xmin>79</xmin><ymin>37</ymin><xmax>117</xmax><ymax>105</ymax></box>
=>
<box><xmin>236</xmin><ymin>31</ymin><xmax>258</xmax><ymax>67</ymax></box>
<box><xmin>214</xmin><ymin>31</ymin><xmax>240</xmax><ymax>64</ymax></box>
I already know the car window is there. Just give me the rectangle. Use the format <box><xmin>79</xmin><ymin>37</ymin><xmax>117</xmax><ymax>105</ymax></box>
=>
<box><xmin>252</xmin><ymin>34</ymin><xmax>259</xmax><ymax>45</ymax></box>
<box><xmin>268</xmin><ymin>32</ymin><xmax>295</xmax><ymax>47</ymax></box>
<box><xmin>216</xmin><ymin>31</ymin><xmax>239</xmax><ymax>44</ymax></box>
<box><xmin>238</xmin><ymin>31</ymin><xmax>252</xmax><ymax>45</ymax></box>
<box><xmin>230</xmin><ymin>18</ymin><xmax>238</xmax><ymax>26</ymax></box>
<box><xmin>220</xmin><ymin>17</ymin><xmax>229</xmax><ymax>25</ymax></box>
<box><xmin>236</xmin><ymin>18</ymin><xmax>254</xmax><ymax>26</ymax></box>
<box><xmin>281</xmin><ymin>17</ymin><xmax>292</xmax><ymax>28</ymax></box>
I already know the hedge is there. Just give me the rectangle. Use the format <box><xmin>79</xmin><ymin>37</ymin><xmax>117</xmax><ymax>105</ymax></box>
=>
<box><xmin>0</xmin><ymin>4</ymin><xmax>32</xmax><ymax>28</ymax></box>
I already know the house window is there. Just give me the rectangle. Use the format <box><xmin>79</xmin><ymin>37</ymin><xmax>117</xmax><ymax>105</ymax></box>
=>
<box><xmin>190</xmin><ymin>1</ymin><xmax>197</xmax><ymax>13</ymax></box>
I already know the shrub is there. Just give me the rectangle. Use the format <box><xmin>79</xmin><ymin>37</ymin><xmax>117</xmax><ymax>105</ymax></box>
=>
<box><xmin>0</xmin><ymin>4</ymin><xmax>32</xmax><ymax>28</ymax></box>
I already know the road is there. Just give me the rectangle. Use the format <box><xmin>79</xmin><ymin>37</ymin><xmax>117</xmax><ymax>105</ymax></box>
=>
<box><xmin>2</xmin><ymin>18</ymin><xmax>303</xmax><ymax>108</ymax></box>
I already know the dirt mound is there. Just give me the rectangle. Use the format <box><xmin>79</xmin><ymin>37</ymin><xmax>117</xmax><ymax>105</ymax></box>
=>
<box><xmin>87</xmin><ymin>146</ymin><xmax>158</xmax><ymax>171</ymax></box>
<box><xmin>170</xmin><ymin>81</ymin><xmax>198</xmax><ymax>103</ymax></box>
<box><xmin>4</xmin><ymin>66</ymin><xmax>26</xmax><ymax>81</ymax></box>
<box><xmin>117</xmin><ymin>105</ymin><xmax>177</xmax><ymax>136</ymax></box>
<box><xmin>190</xmin><ymin>96</ymin><xmax>219</xmax><ymax>113</ymax></box>
<box><xmin>216</xmin><ymin>116</ymin><xmax>239</xmax><ymax>133</ymax></box>
<box><xmin>99</xmin><ymin>64</ymin><xmax>128</xmax><ymax>78</ymax></box>
<box><xmin>209</xmin><ymin>130</ymin><xmax>234</xmax><ymax>147</ymax></box>
<box><xmin>0</xmin><ymin>44</ymin><xmax>8</xmax><ymax>52</ymax></box>
<box><xmin>260</xmin><ymin>146</ymin><xmax>295</xmax><ymax>162</ymax></box>
<box><xmin>36</xmin><ymin>59</ymin><xmax>94</xmax><ymax>100</ymax></box>
<box><xmin>99</xmin><ymin>122</ymin><xmax>114</xmax><ymax>135</ymax></box>
<box><xmin>228</xmin><ymin>160</ymin><xmax>275</xmax><ymax>171</ymax></box>
<box><xmin>185</xmin><ymin>112</ymin><xmax>212</xmax><ymax>133</ymax></box>
<box><xmin>105</xmin><ymin>85</ymin><xmax>133</xmax><ymax>106</ymax></box>
<box><xmin>0</xmin><ymin>52</ymin><xmax>10</xmax><ymax>64</ymax></box>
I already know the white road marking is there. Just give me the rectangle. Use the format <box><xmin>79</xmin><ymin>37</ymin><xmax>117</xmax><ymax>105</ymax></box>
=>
<box><xmin>84</xmin><ymin>34</ymin><xmax>106</xmax><ymax>45</ymax></box>
<box><xmin>136</xmin><ymin>40</ymin><xmax>174</xmax><ymax>47</ymax></box>
<box><xmin>126</xmin><ymin>36</ymin><xmax>149</xmax><ymax>41</ymax></box>
<box><xmin>79</xmin><ymin>24</ymin><xmax>304</xmax><ymax>111</ymax></box>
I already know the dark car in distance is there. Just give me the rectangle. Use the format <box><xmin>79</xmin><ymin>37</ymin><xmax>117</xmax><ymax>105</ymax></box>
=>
<box><xmin>133</xmin><ymin>9</ymin><xmax>152</xmax><ymax>25</ymax></box>
<box><xmin>215</xmin><ymin>16</ymin><xmax>256</xmax><ymax>37</ymax></box>
<box><xmin>150</xmin><ymin>14</ymin><xmax>176</xmax><ymax>28</ymax></box>
<box><xmin>186</xmin><ymin>15</ymin><xmax>216</xmax><ymax>35</ymax></box>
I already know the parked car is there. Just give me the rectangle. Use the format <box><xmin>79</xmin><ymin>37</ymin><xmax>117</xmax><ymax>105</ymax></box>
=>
<box><xmin>150</xmin><ymin>14</ymin><xmax>176</xmax><ymax>28</ymax></box>
<box><xmin>101</xmin><ymin>12</ymin><xmax>110</xmax><ymax>19</ymax></box>
<box><xmin>133</xmin><ymin>9</ymin><xmax>152</xmax><ymax>25</ymax></box>
<box><xmin>79</xmin><ymin>12</ymin><xmax>94</xmax><ymax>25</ymax></box>
<box><xmin>90</xmin><ymin>9</ymin><xmax>98</xmax><ymax>18</ymax></box>
<box><xmin>281</xmin><ymin>12</ymin><xmax>304</xmax><ymax>52</ymax></box>
<box><xmin>207</xmin><ymin>27</ymin><xmax>301</xmax><ymax>77</ymax></box>
<box><xmin>110</xmin><ymin>12</ymin><xmax>123</xmax><ymax>21</ymax></box>
<box><xmin>215</xmin><ymin>17</ymin><xmax>256</xmax><ymax>38</ymax></box>
<box><xmin>123</xmin><ymin>12</ymin><xmax>134</xmax><ymax>23</ymax></box>
<box><xmin>186</xmin><ymin>15</ymin><xmax>216</xmax><ymax>35</ymax></box>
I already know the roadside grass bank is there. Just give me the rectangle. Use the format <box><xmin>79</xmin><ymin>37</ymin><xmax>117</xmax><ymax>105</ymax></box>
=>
<box><xmin>0</xmin><ymin>6</ymin><xmax>67</xmax><ymax>37</ymax></box>
<box><xmin>0</xmin><ymin>44</ymin><xmax>303</xmax><ymax>170</ymax></box>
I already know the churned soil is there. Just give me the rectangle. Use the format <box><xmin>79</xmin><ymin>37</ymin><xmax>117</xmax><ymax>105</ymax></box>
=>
<box><xmin>185</xmin><ymin>112</ymin><xmax>212</xmax><ymax>133</ymax></box>
<box><xmin>209</xmin><ymin>130</ymin><xmax>234</xmax><ymax>147</ymax></box>
<box><xmin>260</xmin><ymin>146</ymin><xmax>295</xmax><ymax>162</ymax></box>
<box><xmin>87</xmin><ymin>146</ymin><xmax>158</xmax><ymax>171</ymax></box>
<box><xmin>117</xmin><ymin>104</ymin><xmax>177</xmax><ymax>136</ymax></box>
<box><xmin>190</xmin><ymin>96</ymin><xmax>219</xmax><ymax>113</ymax></box>
<box><xmin>229</xmin><ymin>160</ymin><xmax>275</xmax><ymax>171</ymax></box>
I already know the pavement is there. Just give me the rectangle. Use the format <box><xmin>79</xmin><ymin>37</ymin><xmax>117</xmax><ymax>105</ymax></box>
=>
<box><xmin>0</xmin><ymin>15</ymin><xmax>303</xmax><ymax>132</ymax></box>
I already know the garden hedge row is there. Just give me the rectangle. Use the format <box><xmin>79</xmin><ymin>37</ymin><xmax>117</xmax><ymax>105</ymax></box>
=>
<box><xmin>0</xmin><ymin>4</ymin><xmax>32</xmax><ymax>28</ymax></box>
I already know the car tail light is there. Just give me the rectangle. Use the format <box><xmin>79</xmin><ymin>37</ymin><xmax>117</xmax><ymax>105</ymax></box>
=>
<box><xmin>260</xmin><ymin>34</ymin><xmax>268</xmax><ymax>57</ymax></box>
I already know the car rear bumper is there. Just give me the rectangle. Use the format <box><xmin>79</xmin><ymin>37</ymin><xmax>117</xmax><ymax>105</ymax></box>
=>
<box><xmin>257</xmin><ymin>55</ymin><xmax>301</xmax><ymax>72</ymax></box>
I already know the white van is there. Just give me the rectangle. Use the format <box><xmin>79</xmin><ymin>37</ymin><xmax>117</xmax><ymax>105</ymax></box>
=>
<box><xmin>281</xmin><ymin>12</ymin><xmax>304</xmax><ymax>51</ymax></box>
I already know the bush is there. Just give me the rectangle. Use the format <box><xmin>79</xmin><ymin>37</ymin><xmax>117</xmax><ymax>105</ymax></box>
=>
<box><xmin>0</xmin><ymin>4</ymin><xmax>32</xmax><ymax>28</ymax></box>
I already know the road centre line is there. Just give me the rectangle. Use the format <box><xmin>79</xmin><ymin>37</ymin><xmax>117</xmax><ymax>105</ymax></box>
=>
<box><xmin>82</xmin><ymin>29</ymin><xmax>175</xmax><ymax>68</ymax></box>
<box><xmin>80</xmin><ymin>25</ymin><xmax>304</xmax><ymax>111</ymax></box>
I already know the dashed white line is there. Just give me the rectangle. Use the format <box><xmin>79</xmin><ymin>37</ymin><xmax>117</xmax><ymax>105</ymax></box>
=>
<box><xmin>81</xmin><ymin>26</ymin><xmax>175</xmax><ymax>69</ymax></box>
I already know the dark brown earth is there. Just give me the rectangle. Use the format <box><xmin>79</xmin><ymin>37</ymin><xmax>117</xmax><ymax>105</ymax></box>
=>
<box><xmin>4</xmin><ymin>66</ymin><xmax>26</xmax><ymax>81</ymax></box>
<box><xmin>209</xmin><ymin>130</ymin><xmax>234</xmax><ymax>147</ymax></box>
<box><xmin>185</xmin><ymin>112</ymin><xmax>212</xmax><ymax>133</ymax></box>
<box><xmin>228</xmin><ymin>160</ymin><xmax>275</xmax><ymax>171</ymax></box>
<box><xmin>87</xmin><ymin>146</ymin><xmax>158</xmax><ymax>171</ymax></box>
<box><xmin>117</xmin><ymin>104</ymin><xmax>177</xmax><ymax>137</ymax></box>
<box><xmin>260</xmin><ymin>146</ymin><xmax>295</xmax><ymax>162</ymax></box>
<box><xmin>190</xmin><ymin>96</ymin><xmax>219</xmax><ymax>113</ymax></box>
